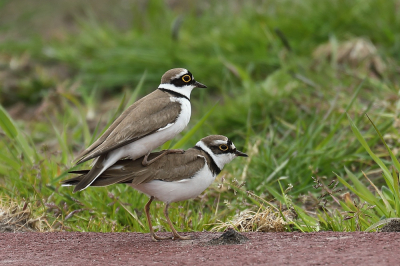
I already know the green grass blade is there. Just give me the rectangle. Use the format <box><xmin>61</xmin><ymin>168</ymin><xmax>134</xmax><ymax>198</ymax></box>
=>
<box><xmin>264</xmin><ymin>185</ymin><xmax>286</xmax><ymax>203</ymax></box>
<box><xmin>366</xmin><ymin>114</ymin><xmax>400</xmax><ymax>188</ymax></box>
<box><xmin>160</xmin><ymin>140</ymin><xmax>172</xmax><ymax>150</ymax></box>
<box><xmin>0</xmin><ymin>104</ymin><xmax>18</xmax><ymax>139</ymax></box>
<box><xmin>16</xmin><ymin>133</ymin><xmax>36</xmax><ymax>164</ymax></box>
<box><xmin>126</xmin><ymin>70</ymin><xmax>146</xmax><ymax>106</ymax></box>
<box><xmin>347</xmin><ymin>113</ymin><xmax>392</xmax><ymax>186</ymax></box>
<box><xmin>52</xmin><ymin>123</ymin><xmax>69</xmax><ymax>165</ymax></box>
<box><xmin>316</xmin><ymin>80</ymin><xmax>363</xmax><ymax>149</ymax></box>
<box><xmin>393</xmin><ymin>169</ymin><xmax>400</xmax><ymax>215</ymax></box>
<box><xmin>0</xmin><ymin>105</ymin><xmax>36</xmax><ymax>163</ymax></box>
<box><xmin>265</xmin><ymin>158</ymin><xmax>290</xmax><ymax>184</ymax></box>
<box><xmin>334</xmin><ymin>172</ymin><xmax>388</xmax><ymax>216</ymax></box>
<box><xmin>362</xmin><ymin>170</ymin><xmax>391</xmax><ymax>212</ymax></box>
<box><xmin>366</xmin><ymin>117</ymin><xmax>397</xmax><ymax>162</ymax></box>
<box><xmin>0</xmin><ymin>152</ymin><xmax>20</xmax><ymax>172</ymax></box>
<box><xmin>344</xmin><ymin>167</ymin><xmax>377</xmax><ymax>204</ymax></box>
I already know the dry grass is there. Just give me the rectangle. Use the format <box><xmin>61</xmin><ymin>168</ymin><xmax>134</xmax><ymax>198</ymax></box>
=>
<box><xmin>0</xmin><ymin>198</ymin><xmax>48</xmax><ymax>232</ymax></box>
<box><xmin>212</xmin><ymin>206</ymin><xmax>297</xmax><ymax>233</ymax></box>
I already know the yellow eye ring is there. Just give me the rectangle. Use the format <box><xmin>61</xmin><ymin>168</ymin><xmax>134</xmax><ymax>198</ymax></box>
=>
<box><xmin>219</xmin><ymin>144</ymin><xmax>229</xmax><ymax>151</ymax></box>
<box><xmin>182</xmin><ymin>75</ymin><xmax>191</xmax><ymax>82</ymax></box>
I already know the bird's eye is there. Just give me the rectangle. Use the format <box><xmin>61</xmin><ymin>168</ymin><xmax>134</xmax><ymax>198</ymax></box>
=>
<box><xmin>182</xmin><ymin>75</ymin><xmax>191</xmax><ymax>82</ymax></box>
<box><xmin>219</xmin><ymin>144</ymin><xmax>229</xmax><ymax>151</ymax></box>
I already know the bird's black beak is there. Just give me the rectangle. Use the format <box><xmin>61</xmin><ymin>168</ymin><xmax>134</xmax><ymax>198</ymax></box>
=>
<box><xmin>194</xmin><ymin>80</ymin><xmax>207</xmax><ymax>88</ymax></box>
<box><xmin>235</xmin><ymin>150</ymin><xmax>248</xmax><ymax>157</ymax></box>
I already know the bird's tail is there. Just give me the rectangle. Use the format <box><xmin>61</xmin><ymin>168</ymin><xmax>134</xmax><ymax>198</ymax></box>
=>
<box><xmin>61</xmin><ymin>170</ymin><xmax>90</xmax><ymax>187</ymax></box>
<box><xmin>67</xmin><ymin>155</ymin><xmax>110</xmax><ymax>193</ymax></box>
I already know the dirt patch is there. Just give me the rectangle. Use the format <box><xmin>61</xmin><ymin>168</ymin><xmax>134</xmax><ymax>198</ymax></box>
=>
<box><xmin>1</xmin><ymin>232</ymin><xmax>400</xmax><ymax>265</ymax></box>
<box><xmin>207</xmin><ymin>228</ymin><xmax>249</xmax><ymax>245</ymax></box>
<box><xmin>380</xmin><ymin>219</ymin><xmax>400</xmax><ymax>232</ymax></box>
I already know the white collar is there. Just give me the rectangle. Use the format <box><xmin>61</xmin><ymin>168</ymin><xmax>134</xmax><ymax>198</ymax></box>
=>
<box><xmin>158</xmin><ymin>83</ymin><xmax>196</xmax><ymax>99</ymax></box>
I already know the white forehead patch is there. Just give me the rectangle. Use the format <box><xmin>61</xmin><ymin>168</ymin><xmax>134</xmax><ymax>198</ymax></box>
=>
<box><xmin>210</xmin><ymin>140</ymin><xmax>227</xmax><ymax>145</ymax></box>
<box><xmin>172</xmin><ymin>69</ymin><xmax>189</xmax><ymax>80</ymax></box>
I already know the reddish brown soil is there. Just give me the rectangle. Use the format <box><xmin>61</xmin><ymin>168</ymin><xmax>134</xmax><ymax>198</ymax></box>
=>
<box><xmin>0</xmin><ymin>231</ymin><xmax>398</xmax><ymax>265</ymax></box>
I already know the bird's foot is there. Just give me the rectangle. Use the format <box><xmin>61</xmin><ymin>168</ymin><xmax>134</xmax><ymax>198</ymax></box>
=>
<box><xmin>170</xmin><ymin>149</ymin><xmax>185</xmax><ymax>154</ymax></box>
<box><xmin>172</xmin><ymin>233</ymin><xmax>193</xmax><ymax>241</ymax></box>
<box><xmin>151</xmin><ymin>233</ymin><xmax>173</xmax><ymax>242</ymax></box>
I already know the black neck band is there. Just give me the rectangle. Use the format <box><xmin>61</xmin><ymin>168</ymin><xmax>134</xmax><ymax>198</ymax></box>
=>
<box><xmin>193</xmin><ymin>146</ymin><xmax>221</xmax><ymax>175</ymax></box>
<box><xmin>158</xmin><ymin>88</ymin><xmax>190</xmax><ymax>101</ymax></box>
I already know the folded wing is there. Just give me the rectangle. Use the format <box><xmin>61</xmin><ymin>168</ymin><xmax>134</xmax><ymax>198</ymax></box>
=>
<box><xmin>74</xmin><ymin>90</ymin><xmax>181</xmax><ymax>165</ymax></box>
<box><xmin>64</xmin><ymin>149</ymin><xmax>206</xmax><ymax>187</ymax></box>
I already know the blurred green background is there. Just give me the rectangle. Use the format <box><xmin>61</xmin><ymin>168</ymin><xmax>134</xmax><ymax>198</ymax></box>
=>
<box><xmin>1</xmin><ymin>0</ymin><xmax>400</xmax><ymax>232</ymax></box>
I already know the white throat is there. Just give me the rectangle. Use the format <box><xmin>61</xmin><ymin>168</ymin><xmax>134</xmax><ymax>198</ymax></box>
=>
<box><xmin>195</xmin><ymin>141</ymin><xmax>236</xmax><ymax>170</ymax></box>
<box><xmin>158</xmin><ymin>84</ymin><xmax>196</xmax><ymax>99</ymax></box>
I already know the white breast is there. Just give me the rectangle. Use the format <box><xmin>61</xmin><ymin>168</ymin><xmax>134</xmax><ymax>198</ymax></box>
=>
<box><xmin>130</xmin><ymin>158</ymin><xmax>216</xmax><ymax>203</ymax></box>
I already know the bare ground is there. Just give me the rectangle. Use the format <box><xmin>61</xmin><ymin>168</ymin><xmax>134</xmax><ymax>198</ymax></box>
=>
<box><xmin>0</xmin><ymin>231</ymin><xmax>398</xmax><ymax>265</ymax></box>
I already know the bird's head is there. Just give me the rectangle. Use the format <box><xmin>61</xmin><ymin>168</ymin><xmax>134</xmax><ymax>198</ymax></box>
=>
<box><xmin>195</xmin><ymin>135</ymin><xmax>248</xmax><ymax>170</ymax></box>
<box><xmin>159</xmin><ymin>68</ymin><xmax>207</xmax><ymax>99</ymax></box>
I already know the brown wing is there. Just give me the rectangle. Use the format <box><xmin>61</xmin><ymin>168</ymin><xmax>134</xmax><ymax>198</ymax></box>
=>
<box><xmin>127</xmin><ymin>149</ymin><xmax>207</xmax><ymax>185</ymax></box>
<box><xmin>74</xmin><ymin>90</ymin><xmax>182</xmax><ymax>164</ymax></box>
<box><xmin>64</xmin><ymin>149</ymin><xmax>207</xmax><ymax>187</ymax></box>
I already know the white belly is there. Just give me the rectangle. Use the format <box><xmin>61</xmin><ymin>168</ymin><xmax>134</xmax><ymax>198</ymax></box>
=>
<box><xmin>130</xmin><ymin>164</ymin><xmax>216</xmax><ymax>203</ymax></box>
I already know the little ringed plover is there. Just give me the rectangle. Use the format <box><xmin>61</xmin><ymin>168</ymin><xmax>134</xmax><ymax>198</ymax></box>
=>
<box><xmin>63</xmin><ymin>135</ymin><xmax>247</xmax><ymax>241</ymax></box>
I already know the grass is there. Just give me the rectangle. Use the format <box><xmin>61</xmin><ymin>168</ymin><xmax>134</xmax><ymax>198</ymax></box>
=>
<box><xmin>0</xmin><ymin>196</ymin><xmax>47</xmax><ymax>232</ymax></box>
<box><xmin>1</xmin><ymin>0</ymin><xmax>400</xmax><ymax>233</ymax></box>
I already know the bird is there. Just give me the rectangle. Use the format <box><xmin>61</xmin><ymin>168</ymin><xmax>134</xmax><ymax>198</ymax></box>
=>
<box><xmin>71</xmin><ymin>68</ymin><xmax>207</xmax><ymax>193</ymax></box>
<box><xmin>62</xmin><ymin>135</ymin><xmax>248</xmax><ymax>241</ymax></box>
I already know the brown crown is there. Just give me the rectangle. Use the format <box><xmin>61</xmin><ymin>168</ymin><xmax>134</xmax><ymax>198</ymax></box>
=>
<box><xmin>161</xmin><ymin>68</ymin><xmax>187</xmax><ymax>84</ymax></box>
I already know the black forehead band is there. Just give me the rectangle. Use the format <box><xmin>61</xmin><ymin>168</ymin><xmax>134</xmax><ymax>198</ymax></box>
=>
<box><xmin>227</xmin><ymin>139</ymin><xmax>232</xmax><ymax>146</ymax></box>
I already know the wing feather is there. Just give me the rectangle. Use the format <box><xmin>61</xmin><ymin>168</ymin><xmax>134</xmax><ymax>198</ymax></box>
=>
<box><xmin>65</xmin><ymin>149</ymin><xmax>207</xmax><ymax>187</ymax></box>
<box><xmin>74</xmin><ymin>90</ymin><xmax>182</xmax><ymax>164</ymax></box>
